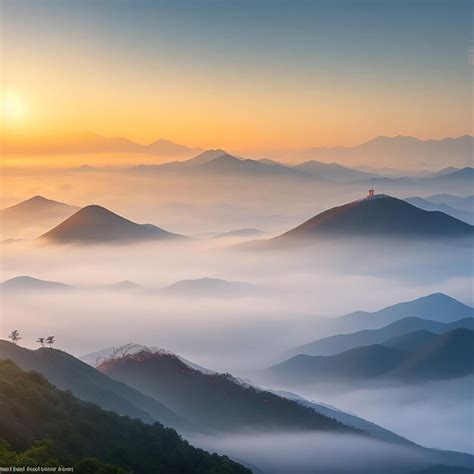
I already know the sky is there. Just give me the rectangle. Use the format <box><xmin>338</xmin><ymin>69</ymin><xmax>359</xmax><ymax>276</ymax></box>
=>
<box><xmin>0</xmin><ymin>0</ymin><xmax>472</xmax><ymax>151</ymax></box>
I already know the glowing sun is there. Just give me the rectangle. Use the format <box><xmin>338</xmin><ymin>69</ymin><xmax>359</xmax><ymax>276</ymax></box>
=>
<box><xmin>1</xmin><ymin>90</ymin><xmax>28</xmax><ymax>126</ymax></box>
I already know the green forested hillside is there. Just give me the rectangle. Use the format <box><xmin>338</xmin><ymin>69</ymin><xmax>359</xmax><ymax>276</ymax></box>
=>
<box><xmin>0</xmin><ymin>360</ymin><xmax>250</xmax><ymax>474</ymax></box>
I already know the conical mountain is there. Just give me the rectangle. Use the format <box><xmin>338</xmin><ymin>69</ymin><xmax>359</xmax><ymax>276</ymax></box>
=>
<box><xmin>0</xmin><ymin>195</ymin><xmax>78</xmax><ymax>239</ymax></box>
<box><xmin>39</xmin><ymin>204</ymin><xmax>183</xmax><ymax>244</ymax></box>
<box><xmin>277</xmin><ymin>194</ymin><xmax>473</xmax><ymax>241</ymax></box>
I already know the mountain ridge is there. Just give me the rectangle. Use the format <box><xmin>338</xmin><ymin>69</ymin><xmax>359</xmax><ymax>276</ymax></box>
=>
<box><xmin>98</xmin><ymin>350</ymin><xmax>355</xmax><ymax>434</ymax></box>
<box><xmin>0</xmin><ymin>359</ymin><xmax>249</xmax><ymax>473</ymax></box>
<box><xmin>0</xmin><ymin>340</ymin><xmax>185</xmax><ymax>429</ymax></box>
<box><xmin>266</xmin><ymin>328</ymin><xmax>474</xmax><ymax>386</ymax></box>
<box><xmin>289</xmin><ymin>315</ymin><xmax>474</xmax><ymax>357</ymax></box>
<box><xmin>38</xmin><ymin>204</ymin><xmax>183</xmax><ymax>244</ymax></box>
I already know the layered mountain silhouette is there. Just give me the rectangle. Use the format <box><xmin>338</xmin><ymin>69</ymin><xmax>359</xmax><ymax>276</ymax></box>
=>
<box><xmin>381</xmin><ymin>330</ymin><xmax>438</xmax><ymax>352</ymax></box>
<box><xmin>429</xmin><ymin>166</ymin><xmax>473</xmax><ymax>184</ymax></box>
<box><xmin>1</xmin><ymin>276</ymin><xmax>146</xmax><ymax>293</ymax></box>
<box><xmin>162</xmin><ymin>277</ymin><xmax>256</xmax><ymax>298</ymax></box>
<box><xmin>134</xmin><ymin>150</ymin><xmax>309</xmax><ymax>179</ymax></box>
<box><xmin>271</xmin><ymin>195</ymin><xmax>473</xmax><ymax>244</ymax></box>
<box><xmin>332</xmin><ymin>293</ymin><xmax>474</xmax><ymax>334</ymax></box>
<box><xmin>7</xmin><ymin>134</ymin><xmax>471</xmax><ymax>170</ymax></box>
<box><xmin>289</xmin><ymin>316</ymin><xmax>474</xmax><ymax>357</ymax></box>
<box><xmin>1</xmin><ymin>275</ymin><xmax>74</xmax><ymax>292</ymax></box>
<box><xmin>2</xmin><ymin>352</ymin><xmax>471</xmax><ymax>473</ymax></box>
<box><xmin>3</xmin><ymin>132</ymin><xmax>202</xmax><ymax>157</ymax></box>
<box><xmin>0</xmin><ymin>359</ymin><xmax>249</xmax><ymax>473</ymax></box>
<box><xmin>39</xmin><ymin>205</ymin><xmax>183</xmax><ymax>244</ymax></box>
<box><xmin>266</xmin><ymin>328</ymin><xmax>474</xmax><ymax>386</ymax></box>
<box><xmin>283</xmin><ymin>135</ymin><xmax>473</xmax><ymax>169</ymax></box>
<box><xmin>98</xmin><ymin>350</ymin><xmax>353</xmax><ymax>433</ymax></box>
<box><xmin>0</xmin><ymin>195</ymin><xmax>78</xmax><ymax>239</ymax></box>
<box><xmin>405</xmin><ymin>196</ymin><xmax>474</xmax><ymax>224</ymax></box>
<box><xmin>196</xmin><ymin>153</ymin><xmax>305</xmax><ymax>177</ymax></box>
<box><xmin>177</xmin><ymin>149</ymin><xmax>232</xmax><ymax>167</ymax></box>
<box><xmin>0</xmin><ymin>341</ymin><xmax>184</xmax><ymax>429</ymax></box>
<box><xmin>295</xmin><ymin>160</ymin><xmax>377</xmax><ymax>182</ymax></box>
<box><xmin>139</xmin><ymin>149</ymin><xmax>231</xmax><ymax>172</ymax></box>
<box><xmin>426</xmin><ymin>194</ymin><xmax>474</xmax><ymax>212</ymax></box>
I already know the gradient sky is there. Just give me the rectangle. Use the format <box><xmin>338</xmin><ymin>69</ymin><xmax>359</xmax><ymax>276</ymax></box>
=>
<box><xmin>1</xmin><ymin>0</ymin><xmax>472</xmax><ymax>151</ymax></box>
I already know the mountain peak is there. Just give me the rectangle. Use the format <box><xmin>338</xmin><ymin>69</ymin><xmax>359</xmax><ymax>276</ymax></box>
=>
<box><xmin>274</xmin><ymin>194</ymin><xmax>473</xmax><ymax>242</ymax></box>
<box><xmin>1</xmin><ymin>195</ymin><xmax>75</xmax><ymax>212</ymax></box>
<box><xmin>1</xmin><ymin>275</ymin><xmax>72</xmax><ymax>291</ymax></box>
<box><xmin>184</xmin><ymin>149</ymin><xmax>230</xmax><ymax>166</ymax></box>
<box><xmin>39</xmin><ymin>204</ymin><xmax>181</xmax><ymax>244</ymax></box>
<box><xmin>28</xmin><ymin>195</ymin><xmax>49</xmax><ymax>202</ymax></box>
<box><xmin>76</xmin><ymin>204</ymin><xmax>118</xmax><ymax>217</ymax></box>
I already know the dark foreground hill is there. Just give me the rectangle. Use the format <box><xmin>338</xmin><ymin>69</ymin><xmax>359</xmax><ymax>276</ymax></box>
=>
<box><xmin>39</xmin><ymin>205</ymin><xmax>183</xmax><ymax>244</ymax></box>
<box><xmin>0</xmin><ymin>341</ymin><xmax>184</xmax><ymax>429</ymax></box>
<box><xmin>0</xmin><ymin>359</ymin><xmax>250</xmax><ymax>474</ymax></box>
<box><xmin>98</xmin><ymin>350</ymin><xmax>352</xmax><ymax>434</ymax></box>
<box><xmin>267</xmin><ymin>329</ymin><xmax>474</xmax><ymax>387</ymax></box>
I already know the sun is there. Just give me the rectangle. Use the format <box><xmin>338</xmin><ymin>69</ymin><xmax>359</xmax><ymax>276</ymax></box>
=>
<box><xmin>1</xmin><ymin>90</ymin><xmax>27</xmax><ymax>126</ymax></box>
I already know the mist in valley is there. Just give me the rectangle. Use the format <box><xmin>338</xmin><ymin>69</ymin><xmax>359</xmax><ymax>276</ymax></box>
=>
<box><xmin>1</xmin><ymin>166</ymin><xmax>473</xmax><ymax>472</ymax></box>
<box><xmin>1</xmin><ymin>1</ymin><xmax>472</xmax><ymax>471</ymax></box>
<box><xmin>189</xmin><ymin>431</ymin><xmax>436</xmax><ymax>474</ymax></box>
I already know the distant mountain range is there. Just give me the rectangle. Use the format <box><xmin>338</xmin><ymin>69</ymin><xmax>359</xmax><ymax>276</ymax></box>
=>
<box><xmin>425</xmin><ymin>194</ymin><xmax>474</xmax><ymax>212</ymax></box>
<box><xmin>39</xmin><ymin>204</ymin><xmax>183</xmax><ymax>244</ymax></box>
<box><xmin>91</xmin><ymin>159</ymin><xmax>474</xmax><ymax>198</ymax></box>
<box><xmin>161</xmin><ymin>277</ymin><xmax>257</xmax><ymax>298</ymax></box>
<box><xmin>1</xmin><ymin>275</ymin><xmax>259</xmax><ymax>300</ymax></box>
<box><xmin>406</xmin><ymin>195</ymin><xmax>474</xmax><ymax>224</ymax></box>
<box><xmin>0</xmin><ymin>195</ymin><xmax>78</xmax><ymax>239</ymax></box>
<box><xmin>290</xmin><ymin>316</ymin><xmax>474</xmax><ymax>357</ymax></box>
<box><xmin>252</xmin><ymin>195</ymin><xmax>474</xmax><ymax>247</ymax></box>
<box><xmin>331</xmin><ymin>293</ymin><xmax>474</xmax><ymax>334</ymax></box>
<box><xmin>295</xmin><ymin>160</ymin><xmax>377</xmax><ymax>182</ymax></box>
<box><xmin>155</xmin><ymin>148</ymin><xmax>472</xmax><ymax>184</ymax></box>
<box><xmin>2</xmin><ymin>132</ymin><xmax>202</xmax><ymax>158</ymax></box>
<box><xmin>133</xmin><ymin>150</ymin><xmax>311</xmax><ymax>180</ymax></box>
<box><xmin>0</xmin><ymin>275</ymin><xmax>141</xmax><ymax>294</ymax></box>
<box><xmin>0</xmin><ymin>359</ymin><xmax>249</xmax><ymax>473</ymax></box>
<box><xmin>266</xmin><ymin>328</ymin><xmax>474</xmax><ymax>386</ymax></box>
<box><xmin>5</xmin><ymin>134</ymin><xmax>472</xmax><ymax>171</ymax></box>
<box><xmin>1</xmin><ymin>275</ymin><xmax>73</xmax><ymax>292</ymax></box>
<box><xmin>428</xmin><ymin>166</ymin><xmax>474</xmax><ymax>184</ymax></box>
<box><xmin>277</xmin><ymin>135</ymin><xmax>473</xmax><ymax>170</ymax></box>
